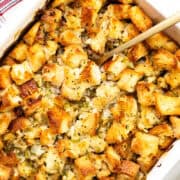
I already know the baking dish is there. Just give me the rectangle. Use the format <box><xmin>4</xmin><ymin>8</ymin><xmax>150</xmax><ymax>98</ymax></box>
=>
<box><xmin>0</xmin><ymin>0</ymin><xmax>179</xmax><ymax>179</ymax></box>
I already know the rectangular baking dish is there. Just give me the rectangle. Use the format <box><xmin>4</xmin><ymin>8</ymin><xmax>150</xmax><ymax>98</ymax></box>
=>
<box><xmin>0</xmin><ymin>1</ymin><xmax>179</xmax><ymax>179</ymax></box>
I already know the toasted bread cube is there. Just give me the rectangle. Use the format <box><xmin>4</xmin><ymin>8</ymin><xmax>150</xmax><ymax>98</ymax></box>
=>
<box><xmin>170</xmin><ymin>116</ymin><xmax>180</xmax><ymax>138</ymax></box>
<box><xmin>86</xmin><ymin>30</ymin><xmax>107</xmax><ymax>54</ymax></box>
<box><xmin>108</xmin><ymin>17</ymin><xmax>125</xmax><ymax>40</ymax></box>
<box><xmin>149</xmin><ymin>123</ymin><xmax>173</xmax><ymax>149</ymax></box>
<box><xmin>75</xmin><ymin>156</ymin><xmax>96</xmax><ymax>178</ymax></box>
<box><xmin>152</xmin><ymin>49</ymin><xmax>176</xmax><ymax>70</ymax></box>
<box><xmin>0</xmin><ymin>85</ymin><xmax>22</xmax><ymax>112</ymax></box>
<box><xmin>61</xmin><ymin>82</ymin><xmax>87</xmax><ymax>101</ymax></box>
<box><xmin>105</xmin><ymin>146</ymin><xmax>121</xmax><ymax>172</ymax></box>
<box><xmin>0</xmin><ymin>164</ymin><xmax>11</xmax><ymax>180</ymax></box>
<box><xmin>9</xmin><ymin>117</ymin><xmax>30</xmax><ymax>133</ymax></box>
<box><xmin>136</xmin><ymin>82</ymin><xmax>156</xmax><ymax>106</ymax></box>
<box><xmin>131</xmin><ymin>132</ymin><xmax>159</xmax><ymax>156</ymax></box>
<box><xmin>120</xmin><ymin>160</ymin><xmax>140</xmax><ymax>177</ymax></box>
<box><xmin>122</xmin><ymin>23</ymin><xmax>139</xmax><ymax>42</ymax></box>
<box><xmin>107</xmin><ymin>4</ymin><xmax>131</xmax><ymax>20</ymax></box>
<box><xmin>106</xmin><ymin>122</ymin><xmax>129</xmax><ymax>144</ymax></box>
<box><xmin>62</xmin><ymin>45</ymin><xmax>87</xmax><ymax>68</ymax></box>
<box><xmin>40</xmin><ymin>128</ymin><xmax>55</xmax><ymax>145</ymax></box>
<box><xmin>118</xmin><ymin>68</ymin><xmax>142</xmax><ymax>92</ymax></box>
<box><xmin>59</xmin><ymin>30</ymin><xmax>82</xmax><ymax>46</ymax></box>
<box><xmin>45</xmin><ymin>40</ymin><xmax>58</xmax><ymax>58</ymax></box>
<box><xmin>165</xmin><ymin>70</ymin><xmax>180</xmax><ymax>89</ymax></box>
<box><xmin>24</xmin><ymin>22</ymin><xmax>41</xmax><ymax>45</ymax></box>
<box><xmin>138</xmin><ymin>106</ymin><xmax>161</xmax><ymax>131</ymax></box>
<box><xmin>0</xmin><ymin>66</ymin><xmax>11</xmax><ymax>89</ymax></box>
<box><xmin>129</xmin><ymin>6</ymin><xmax>152</xmax><ymax>32</ymax></box>
<box><xmin>11</xmin><ymin>61</ymin><xmax>33</xmax><ymax>85</ymax></box>
<box><xmin>52</xmin><ymin>0</ymin><xmax>73</xmax><ymax>7</ymax></box>
<box><xmin>0</xmin><ymin>112</ymin><xmax>15</xmax><ymax>135</ymax></box>
<box><xmin>48</xmin><ymin>107</ymin><xmax>73</xmax><ymax>134</ymax></box>
<box><xmin>103</xmin><ymin>55</ymin><xmax>129</xmax><ymax>81</ymax></box>
<box><xmin>155</xmin><ymin>93</ymin><xmax>180</xmax><ymax>115</ymax></box>
<box><xmin>42</xmin><ymin>63</ymin><xmax>64</xmax><ymax>87</ymax></box>
<box><xmin>9</xmin><ymin>43</ymin><xmax>28</xmax><ymax>62</ymax></box>
<box><xmin>80</xmin><ymin>61</ymin><xmax>101</xmax><ymax>86</ymax></box>
<box><xmin>146</xmin><ymin>32</ymin><xmax>178</xmax><ymax>53</ymax></box>
<box><xmin>28</xmin><ymin>43</ymin><xmax>46</xmax><ymax>72</ymax></box>
<box><xmin>19</xmin><ymin>79</ymin><xmax>38</xmax><ymax>98</ymax></box>
<box><xmin>128</xmin><ymin>43</ymin><xmax>148</xmax><ymax>62</ymax></box>
<box><xmin>81</xmin><ymin>7</ymin><xmax>97</xmax><ymax>31</ymax></box>
<box><xmin>0</xmin><ymin>151</ymin><xmax>18</xmax><ymax>167</ymax></box>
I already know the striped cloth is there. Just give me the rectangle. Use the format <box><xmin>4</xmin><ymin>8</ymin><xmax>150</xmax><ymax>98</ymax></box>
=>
<box><xmin>0</xmin><ymin>0</ymin><xmax>22</xmax><ymax>15</ymax></box>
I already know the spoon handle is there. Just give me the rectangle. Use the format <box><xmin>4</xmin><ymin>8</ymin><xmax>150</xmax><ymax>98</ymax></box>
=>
<box><xmin>99</xmin><ymin>11</ymin><xmax>180</xmax><ymax>65</ymax></box>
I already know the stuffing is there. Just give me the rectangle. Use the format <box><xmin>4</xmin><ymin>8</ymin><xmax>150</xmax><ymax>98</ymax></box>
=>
<box><xmin>120</xmin><ymin>160</ymin><xmax>140</xmax><ymax>178</ymax></box>
<box><xmin>0</xmin><ymin>85</ymin><xmax>22</xmax><ymax>112</ymax></box>
<box><xmin>129</xmin><ymin>6</ymin><xmax>152</xmax><ymax>32</ymax></box>
<box><xmin>0</xmin><ymin>112</ymin><xmax>16</xmax><ymax>135</ymax></box>
<box><xmin>131</xmin><ymin>132</ymin><xmax>159</xmax><ymax>157</ymax></box>
<box><xmin>165</xmin><ymin>70</ymin><xmax>180</xmax><ymax>89</ymax></box>
<box><xmin>146</xmin><ymin>32</ymin><xmax>178</xmax><ymax>53</ymax></box>
<box><xmin>128</xmin><ymin>42</ymin><xmax>148</xmax><ymax>62</ymax></box>
<box><xmin>136</xmin><ymin>82</ymin><xmax>157</xmax><ymax>106</ymax></box>
<box><xmin>103</xmin><ymin>54</ymin><xmax>129</xmax><ymax>81</ymax></box>
<box><xmin>155</xmin><ymin>93</ymin><xmax>180</xmax><ymax>115</ymax></box>
<box><xmin>9</xmin><ymin>43</ymin><xmax>28</xmax><ymax>62</ymax></box>
<box><xmin>61</xmin><ymin>45</ymin><xmax>87</xmax><ymax>68</ymax></box>
<box><xmin>59</xmin><ymin>30</ymin><xmax>82</xmax><ymax>46</ymax></box>
<box><xmin>0</xmin><ymin>164</ymin><xmax>12</xmax><ymax>180</ymax></box>
<box><xmin>28</xmin><ymin>43</ymin><xmax>46</xmax><ymax>72</ymax></box>
<box><xmin>42</xmin><ymin>63</ymin><xmax>64</xmax><ymax>87</ymax></box>
<box><xmin>24</xmin><ymin>22</ymin><xmax>41</xmax><ymax>45</ymax></box>
<box><xmin>80</xmin><ymin>61</ymin><xmax>101</xmax><ymax>86</ymax></box>
<box><xmin>137</xmin><ymin>106</ymin><xmax>161</xmax><ymax>131</ymax></box>
<box><xmin>47</xmin><ymin>107</ymin><xmax>73</xmax><ymax>134</ymax></box>
<box><xmin>152</xmin><ymin>48</ymin><xmax>176</xmax><ymax>70</ymax></box>
<box><xmin>105</xmin><ymin>146</ymin><xmax>121</xmax><ymax>172</ymax></box>
<box><xmin>106</xmin><ymin>122</ymin><xmax>129</xmax><ymax>144</ymax></box>
<box><xmin>75</xmin><ymin>156</ymin><xmax>96</xmax><ymax>178</ymax></box>
<box><xmin>0</xmin><ymin>66</ymin><xmax>12</xmax><ymax>89</ymax></box>
<box><xmin>117</xmin><ymin>68</ymin><xmax>142</xmax><ymax>92</ymax></box>
<box><xmin>170</xmin><ymin>116</ymin><xmax>180</xmax><ymax>138</ymax></box>
<box><xmin>11</xmin><ymin>61</ymin><xmax>33</xmax><ymax>85</ymax></box>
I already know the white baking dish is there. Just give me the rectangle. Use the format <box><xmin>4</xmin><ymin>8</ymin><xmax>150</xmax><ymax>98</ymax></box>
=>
<box><xmin>0</xmin><ymin>1</ymin><xmax>179</xmax><ymax>179</ymax></box>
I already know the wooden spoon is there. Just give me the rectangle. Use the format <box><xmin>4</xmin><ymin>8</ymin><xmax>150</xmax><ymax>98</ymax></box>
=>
<box><xmin>96</xmin><ymin>11</ymin><xmax>180</xmax><ymax>65</ymax></box>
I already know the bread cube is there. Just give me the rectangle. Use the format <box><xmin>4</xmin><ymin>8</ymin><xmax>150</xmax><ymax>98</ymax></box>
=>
<box><xmin>48</xmin><ymin>107</ymin><xmax>73</xmax><ymax>134</ymax></box>
<box><xmin>129</xmin><ymin>6</ymin><xmax>152</xmax><ymax>32</ymax></box>
<box><xmin>24</xmin><ymin>22</ymin><xmax>41</xmax><ymax>45</ymax></box>
<box><xmin>136</xmin><ymin>82</ymin><xmax>156</xmax><ymax>106</ymax></box>
<box><xmin>128</xmin><ymin>42</ymin><xmax>148</xmax><ymax>62</ymax></box>
<box><xmin>0</xmin><ymin>164</ymin><xmax>11</xmax><ymax>180</ymax></box>
<box><xmin>11</xmin><ymin>61</ymin><xmax>33</xmax><ymax>85</ymax></box>
<box><xmin>118</xmin><ymin>68</ymin><xmax>142</xmax><ymax>92</ymax></box>
<box><xmin>0</xmin><ymin>66</ymin><xmax>11</xmax><ymax>89</ymax></box>
<box><xmin>40</xmin><ymin>128</ymin><xmax>56</xmax><ymax>145</ymax></box>
<box><xmin>103</xmin><ymin>55</ymin><xmax>129</xmax><ymax>81</ymax></box>
<box><xmin>52</xmin><ymin>0</ymin><xmax>74</xmax><ymax>7</ymax></box>
<box><xmin>152</xmin><ymin>49</ymin><xmax>176</xmax><ymax>70</ymax></box>
<box><xmin>165</xmin><ymin>70</ymin><xmax>180</xmax><ymax>89</ymax></box>
<box><xmin>28</xmin><ymin>43</ymin><xmax>46</xmax><ymax>72</ymax></box>
<box><xmin>131</xmin><ymin>132</ymin><xmax>159</xmax><ymax>156</ymax></box>
<box><xmin>155</xmin><ymin>93</ymin><xmax>180</xmax><ymax>115</ymax></box>
<box><xmin>9</xmin><ymin>43</ymin><xmax>28</xmax><ymax>62</ymax></box>
<box><xmin>170</xmin><ymin>116</ymin><xmax>180</xmax><ymax>138</ymax></box>
<box><xmin>62</xmin><ymin>45</ymin><xmax>87</xmax><ymax>68</ymax></box>
<box><xmin>146</xmin><ymin>32</ymin><xmax>178</xmax><ymax>53</ymax></box>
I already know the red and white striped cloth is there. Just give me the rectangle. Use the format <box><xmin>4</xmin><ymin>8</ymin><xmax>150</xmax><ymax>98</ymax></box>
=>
<box><xmin>0</xmin><ymin>0</ymin><xmax>22</xmax><ymax>15</ymax></box>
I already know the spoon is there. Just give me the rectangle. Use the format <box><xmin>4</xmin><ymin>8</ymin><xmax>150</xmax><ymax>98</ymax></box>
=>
<box><xmin>96</xmin><ymin>11</ymin><xmax>180</xmax><ymax>65</ymax></box>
